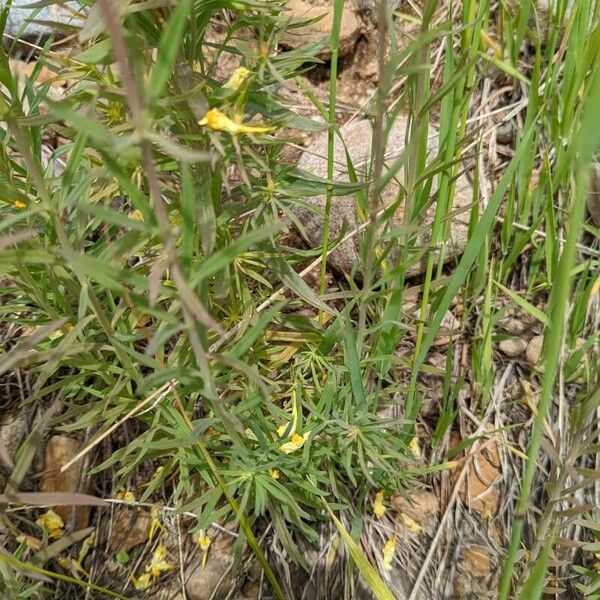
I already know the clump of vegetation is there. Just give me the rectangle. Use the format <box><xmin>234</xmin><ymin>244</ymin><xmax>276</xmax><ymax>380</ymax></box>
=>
<box><xmin>0</xmin><ymin>0</ymin><xmax>599</xmax><ymax>598</ymax></box>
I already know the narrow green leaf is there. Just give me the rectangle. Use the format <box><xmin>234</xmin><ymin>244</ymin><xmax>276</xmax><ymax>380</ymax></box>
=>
<box><xmin>148</xmin><ymin>0</ymin><xmax>192</xmax><ymax>103</ymax></box>
<box><xmin>325</xmin><ymin>504</ymin><xmax>396</xmax><ymax>600</ymax></box>
<box><xmin>493</xmin><ymin>280</ymin><xmax>550</xmax><ymax>327</ymax></box>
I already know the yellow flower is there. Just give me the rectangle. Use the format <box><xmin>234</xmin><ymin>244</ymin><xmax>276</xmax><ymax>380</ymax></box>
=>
<box><xmin>14</xmin><ymin>200</ymin><xmax>26</xmax><ymax>209</ymax></box>
<box><xmin>382</xmin><ymin>537</ymin><xmax>396</xmax><ymax>571</ymax></box>
<box><xmin>198</xmin><ymin>531</ymin><xmax>211</xmax><ymax>569</ymax></box>
<box><xmin>169</xmin><ymin>210</ymin><xmax>182</xmax><ymax>227</ymax></box>
<box><xmin>148</xmin><ymin>506</ymin><xmax>163</xmax><ymax>541</ymax></box>
<box><xmin>130</xmin><ymin>209</ymin><xmax>144</xmax><ymax>222</ymax></box>
<box><xmin>373</xmin><ymin>491</ymin><xmax>386</xmax><ymax>519</ymax></box>
<box><xmin>198</xmin><ymin>108</ymin><xmax>275</xmax><ymax>136</ymax></box>
<box><xmin>135</xmin><ymin>313</ymin><xmax>152</xmax><ymax>328</ymax></box>
<box><xmin>279</xmin><ymin>432</ymin><xmax>309</xmax><ymax>454</ymax></box>
<box><xmin>408</xmin><ymin>436</ymin><xmax>421</xmax><ymax>458</ymax></box>
<box><xmin>131</xmin><ymin>572</ymin><xmax>152</xmax><ymax>590</ymax></box>
<box><xmin>198</xmin><ymin>533</ymin><xmax>211</xmax><ymax>553</ymax></box>
<box><xmin>116</xmin><ymin>490</ymin><xmax>136</xmax><ymax>503</ymax></box>
<box><xmin>269</xmin><ymin>468</ymin><xmax>280</xmax><ymax>479</ymax></box>
<box><xmin>401</xmin><ymin>513</ymin><xmax>422</xmax><ymax>534</ymax></box>
<box><xmin>36</xmin><ymin>510</ymin><xmax>64</xmax><ymax>539</ymax></box>
<box><xmin>223</xmin><ymin>66</ymin><xmax>251</xmax><ymax>90</ymax></box>
<box><xmin>145</xmin><ymin>545</ymin><xmax>174</xmax><ymax>578</ymax></box>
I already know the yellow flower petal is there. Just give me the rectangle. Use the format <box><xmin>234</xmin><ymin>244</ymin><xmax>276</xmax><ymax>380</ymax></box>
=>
<box><xmin>269</xmin><ymin>468</ymin><xmax>280</xmax><ymax>479</ymax></box>
<box><xmin>14</xmin><ymin>200</ymin><xmax>26</xmax><ymax>209</ymax></box>
<box><xmin>279</xmin><ymin>432</ymin><xmax>308</xmax><ymax>454</ymax></box>
<box><xmin>116</xmin><ymin>490</ymin><xmax>136</xmax><ymax>503</ymax></box>
<box><xmin>276</xmin><ymin>423</ymin><xmax>291</xmax><ymax>438</ymax></box>
<box><xmin>130</xmin><ymin>209</ymin><xmax>144</xmax><ymax>222</ymax></box>
<box><xmin>223</xmin><ymin>66</ymin><xmax>251</xmax><ymax>90</ymax></box>
<box><xmin>198</xmin><ymin>108</ymin><xmax>274</xmax><ymax>135</ymax></box>
<box><xmin>408</xmin><ymin>436</ymin><xmax>421</xmax><ymax>458</ymax></box>
<box><xmin>382</xmin><ymin>537</ymin><xmax>396</xmax><ymax>571</ymax></box>
<box><xmin>373</xmin><ymin>491</ymin><xmax>386</xmax><ymax>519</ymax></box>
<box><xmin>148</xmin><ymin>506</ymin><xmax>163</xmax><ymax>541</ymax></box>
<box><xmin>244</xmin><ymin>428</ymin><xmax>258</xmax><ymax>442</ymax></box>
<box><xmin>131</xmin><ymin>572</ymin><xmax>152</xmax><ymax>590</ymax></box>
<box><xmin>401</xmin><ymin>513</ymin><xmax>422</xmax><ymax>534</ymax></box>
<box><xmin>36</xmin><ymin>510</ymin><xmax>64</xmax><ymax>539</ymax></box>
<box><xmin>198</xmin><ymin>533</ymin><xmax>211</xmax><ymax>553</ymax></box>
<box><xmin>145</xmin><ymin>545</ymin><xmax>174</xmax><ymax>578</ymax></box>
<box><xmin>198</xmin><ymin>532</ymin><xmax>211</xmax><ymax>569</ymax></box>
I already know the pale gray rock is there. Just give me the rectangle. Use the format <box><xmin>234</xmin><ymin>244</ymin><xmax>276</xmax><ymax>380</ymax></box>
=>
<box><xmin>185</xmin><ymin>552</ymin><xmax>234</xmax><ymax>600</ymax></box>
<box><xmin>499</xmin><ymin>338</ymin><xmax>527</xmax><ymax>358</ymax></box>
<box><xmin>0</xmin><ymin>412</ymin><xmax>26</xmax><ymax>471</ymax></box>
<box><xmin>526</xmin><ymin>335</ymin><xmax>544</xmax><ymax>366</ymax></box>
<box><xmin>2</xmin><ymin>1</ymin><xmax>84</xmax><ymax>41</ymax></box>
<box><xmin>294</xmin><ymin>116</ymin><xmax>475</xmax><ymax>276</ymax></box>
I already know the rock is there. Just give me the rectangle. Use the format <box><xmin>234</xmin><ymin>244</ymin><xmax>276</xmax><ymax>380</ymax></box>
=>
<box><xmin>40</xmin><ymin>436</ymin><xmax>89</xmax><ymax>530</ymax></box>
<box><xmin>2</xmin><ymin>1</ymin><xmax>84</xmax><ymax>41</ymax></box>
<box><xmin>498</xmin><ymin>337</ymin><xmax>527</xmax><ymax>358</ymax></box>
<box><xmin>294</xmin><ymin>117</ymin><xmax>474</xmax><ymax>276</ymax></box>
<box><xmin>496</xmin><ymin>121</ymin><xmax>515</xmax><ymax>145</ymax></box>
<box><xmin>451</xmin><ymin>544</ymin><xmax>497</xmax><ymax>599</ymax></box>
<box><xmin>185</xmin><ymin>551</ymin><xmax>234</xmax><ymax>600</ymax></box>
<box><xmin>0</xmin><ymin>412</ymin><xmax>26</xmax><ymax>471</ymax></box>
<box><xmin>9</xmin><ymin>59</ymin><xmax>68</xmax><ymax>101</ymax></box>
<box><xmin>108</xmin><ymin>508</ymin><xmax>151</xmax><ymax>552</ymax></box>
<box><xmin>526</xmin><ymin>334</ymin><xmax>544</xmax><ymax>366</ymax></box>
<box><xmin>353</xmin><ymin>0</ymin><xmax>401</xmax><ymax>19</ymax></box>
<box><xmin>588</xmin><ymin>163</ymin><xmax>600</xmax><ymax>227</ymax></box>
<box><xmin>281</xmin><ymin>0</ymin><xmax>361</xmax><ymax>59</ymax></box>
<box><xmin>499</xmin><ymin>317</ymin><xmax>527</xmax><ymax>335</ymax></box>
<box><xmin>390</xmin><ymin>490</ymin><xmax>439</xmax><ymax>536</ymax></box>
<box><xmin>454</xmin><ymin>431</ymin><xmax>502</xmax><ymax>519</ymax></box>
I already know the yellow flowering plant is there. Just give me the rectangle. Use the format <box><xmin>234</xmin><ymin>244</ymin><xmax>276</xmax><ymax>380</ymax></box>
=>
<box><xmin>199</xmin><ymin>107</ymin><xmax>275</xmax><ymax>136</ymax></box>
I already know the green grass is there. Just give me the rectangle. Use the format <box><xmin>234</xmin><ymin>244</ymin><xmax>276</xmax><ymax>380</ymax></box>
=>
<box><xmin>0</xmin><ymin>0</ymin><xmax>599</xmax><ymax>598</ymax></box>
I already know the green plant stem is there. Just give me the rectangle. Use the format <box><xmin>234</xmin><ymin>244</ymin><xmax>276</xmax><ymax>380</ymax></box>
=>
<box><xmin>318</xmin><ymin>0</ymin><xmax>344</xmax><ymax>318</ymax></box>
<box><xmin>0</xmin><ymin>553</ymin><xmax>131</xmax><ymax>600</ymax></box>
<box><xmin>172</xmin><ymin>391</ymin><xmax>285</xmax><ymax>600</ymax></box>
<box><xmin>497</xmin><ymin>156</ymin><xmax>594</xmax><ymax>600</ymax></box>
<box><xmin>96</xmin><ymin>4</ymin><xmax>283</xmax><ymax>595</ymax></box>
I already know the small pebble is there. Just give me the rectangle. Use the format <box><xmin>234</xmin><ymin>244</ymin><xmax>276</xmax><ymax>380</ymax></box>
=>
<box><xmin>500</xmin><ymin>317</ymin><xmax>527</xmax><ymax>336</ymax></box>
<box><xmin>499</xmin><ymin>338</ymin><xmax>527</xmax><ymax>358</ymax></box>
<box><xmin>496</xmin><ymin>121</ymin><xmax>514</xmax><ymax>145</ymax></box>
<box><xmin>526</xmin><ymin>335</ymin><xmax>544</xmax><ymax>365</ymax></box>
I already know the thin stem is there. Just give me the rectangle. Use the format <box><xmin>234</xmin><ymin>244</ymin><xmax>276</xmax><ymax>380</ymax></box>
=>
<box><xmin>497</xmin><ymin>166</ymin><xmax>592</xmax><ymax>599</ymax></box>
<box><xmin>357</xmin><ymin>0</ymin><xmax>390</xmax><ymax>355</ymax></box>
<box><xmin>318</xmin><ymin>0</ymin><xmax>345</xmax><ymax>321</ymax></box>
